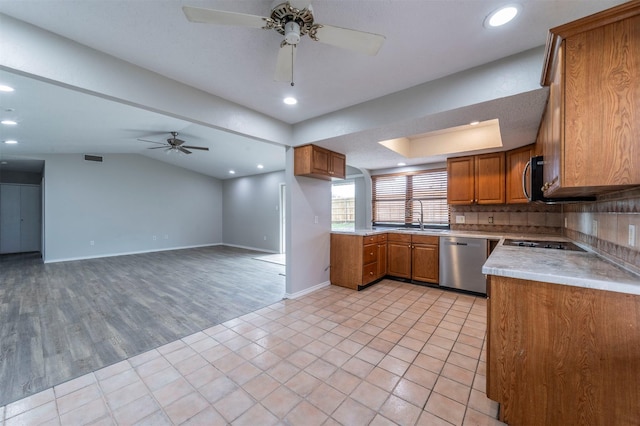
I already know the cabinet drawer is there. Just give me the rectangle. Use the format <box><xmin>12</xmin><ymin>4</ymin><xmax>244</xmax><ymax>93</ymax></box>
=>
<box><xmin>363</xmin><ymin>243</ymin><xmax>377</xmax><ymax>264</ymax></box>
<box><xmin>377</xmin><ymin>233</ymin><xmax>387</xmax><ymax>242</ymax></box>
<box><xmin>387</xmin><ymin>233</ymin><xmax>412</xmax><ymax>243</ymax></box>
<box><xmin>412</xmin><ymin>235</ymin><xmax>439</xmax><ymax>245</ymax></box>
<box><xmin>363</xmin><ymin>235</ymin><xmax>377</xmax><ymax>245</ymax></box>
<box><xmin>362</xmin><ymin>262</ymin><xmax>378</xmax><ymax>284</ymax></box>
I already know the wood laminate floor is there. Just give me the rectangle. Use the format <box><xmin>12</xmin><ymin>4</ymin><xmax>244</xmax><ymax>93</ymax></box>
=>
<box><xmin>0</xmin><ymin>246</ymin><xmax>285</xmax><ymax>406</ymax></box>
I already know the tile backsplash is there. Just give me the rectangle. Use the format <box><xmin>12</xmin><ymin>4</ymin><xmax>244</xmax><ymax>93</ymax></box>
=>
<box><xmin>563</xmin><ymin>187</ymin><xmax>640</xmax><ymax>274</ymax></box>
<box><xmin>449</xmin><ymin>203</ymin><xmax>562</xmax><ymax>235</ymax></box>
<box><xmin>449</xmin><ymin>188</ymin><xmax>640</xmax><ymax>274</ymax></box>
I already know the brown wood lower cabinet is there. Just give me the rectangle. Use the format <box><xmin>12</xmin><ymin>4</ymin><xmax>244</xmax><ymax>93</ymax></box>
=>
<box><xmin>330</xmin><ymin>233</ymin><xmax>386</xmax><ymax>290</ymax></box>
<box><xmin>386</xmin><ymin>233</ymin><xmax>439</xmax><ymax>284</ymax></box>
<box><xmin>411</xmin><ymin>235</ymin><xmax>439</xmax><ymax>284</ymax></box>
<box><xmin>487</xmin><ymin>275</ymin><xmax>640</xmax><ymax>426</ymax></box>
<box><xmin>387</xmin><ymin>233</ymin><xmax>412</xmax><ymax>279</ymax></box>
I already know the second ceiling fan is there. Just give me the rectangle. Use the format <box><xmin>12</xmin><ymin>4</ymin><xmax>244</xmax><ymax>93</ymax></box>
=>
<box><xmin>182</xmin><ymin>0</ymin><xmax>386</xmax><ymax>85</ymax></box>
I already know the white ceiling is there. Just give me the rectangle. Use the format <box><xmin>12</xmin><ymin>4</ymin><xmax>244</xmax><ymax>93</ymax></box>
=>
<box><xmin>0</xmin><ymin>0</ymin><xmax>628</xmax><ymax>179</ymax></box>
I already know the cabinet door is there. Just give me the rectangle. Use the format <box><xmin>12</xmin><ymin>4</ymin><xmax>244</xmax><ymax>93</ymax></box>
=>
<box><xmin>506</xmin><ymin>145</ymin><xmax>533</xmax><ymax>204</ymax></box>
<box><xmin>447</xmin><ymin>156</ymin><xmax>475</xmax><ymax>205</ymax></box>
<box><xmin>543</xmin><ymin>42</ymin><xmax>563</xmax><ymax>196</ymax></box>
<box><xmin>412</xmin><ymin>244</ymin><xmax>439</xmax><ymax>284</ymax></box>
<box><xmin>311</xmin><ymin>146</ymin><xmax>331</xmax><ymax>175</ymax></box>
<box><xmin>330</xmin><ymin>152</ymin><xmax>346</xmax><ymax>179</ymax></box>
<box><xmin>475</xmin><ymin>152</ymin><xmax>505</xmax><ymax>204</ymax></box>
<box><xmin>387</xmin><ymin>241</ymin><xmax>411</xmax><ymax>279</ymax></box>
<box><xmin>376</xmin><ymin>242</ymin><xmax>387</xmax><ymax>278</ymax></box>
<box><xmin>562</xmin><ymin>15</ymin><xmax>640</xmax><ymax>190</ymax></box>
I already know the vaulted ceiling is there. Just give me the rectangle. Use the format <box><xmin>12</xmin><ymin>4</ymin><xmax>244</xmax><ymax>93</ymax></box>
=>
<box><xmin>0</xmin><ymin>1</ymin><xmax>627</xmax><ymax>178</ymax></box>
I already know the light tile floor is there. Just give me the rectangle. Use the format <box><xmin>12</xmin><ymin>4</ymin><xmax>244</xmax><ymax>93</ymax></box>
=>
<box><xmin>0</xmin><ymin>280</ymin><xmax>505</xmax><ymax>426</ymax></box>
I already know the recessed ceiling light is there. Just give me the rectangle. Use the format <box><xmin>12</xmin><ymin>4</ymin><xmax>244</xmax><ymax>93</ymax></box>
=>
<box><xmin>0</xmin><ymin>85</ymin><xmax>14</xmax><ymax>92</ymax></box>
<box><xmin>1</xmin><ymin>161</ymin><xmax>8</xmax><ymax>165</ymax></box>
<box><xmin>397</xmin><ymin>162</ymin><xmax>407</xmax><ymax>166</ymax></box>
<box><xmin>485</xmin><ymin>5</ymin><xmax>519</xmax><ymax>28</ymax></box>
<box><xmin>283</xmin><ymin>97</ymin><xmax>298</xmax><ymax>105</ymax></box>
<box><xmin>1</xmin><ymin>120</ymin><xmax>17</xmax><ymax>125</ymax></box>
<box><xmin>4</xmin><ymin>140</ymin><xmax>18</xmax><ymax>144</ymax></box>
<box><xmin>470</xmin><ymin>121</ymin><xmax>480</xmax><ymax>126</ymax></box>
<box><xmin>257</xmin><ymin>164</ymin><xmax>264</xmax><ymax>169</ymax></box>
<box><xmin>229</xmin><ymin>170</ymin><xmax>236</xmax><ymax>174</ymax></box>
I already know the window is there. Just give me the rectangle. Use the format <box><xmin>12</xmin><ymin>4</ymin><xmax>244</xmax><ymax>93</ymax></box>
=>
<box><xmin>372</xmin><ymin>169</ymin><xmax>448</xmax><ymax>226</ymax></box>
<box><xmin>331</xmin><ymin>180</ymin><xmax>355</xmax><ymax>231</ymax></box>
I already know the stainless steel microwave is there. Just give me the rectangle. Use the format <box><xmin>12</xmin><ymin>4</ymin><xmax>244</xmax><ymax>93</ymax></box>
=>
<box><xmin>522</xmin><ymin>156</ymin><xmax>594</xmax><ymax>203</ymax></box>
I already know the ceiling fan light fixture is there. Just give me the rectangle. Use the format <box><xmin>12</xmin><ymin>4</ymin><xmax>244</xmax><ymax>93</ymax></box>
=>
<box><xmin>485</xmin><ymin>5</ymin><xmax>520</xmax><ymax>28</ymax></box>
<box><xmin>229</xmin><ymin>170</ymin><xmax>236</xmax><ymax>174</ymax></box>
<box><xmin>283</xmin><ymin>96</ymin><xmax>298</xmax><ymax>105</ymax></box>
<box><xmin>284</xmin><ymin>21</ymin><xmax>301</xmax><ymax>45</ymax></box>
<box><xmin>257</xmin><ymin>164</ymin><xmax>264</xmax><ymax>169</ymax></box>
<box><xmin>1</xmin><ymin>120</ymin><xmax>17</xmax><ymax>125</ymax></box>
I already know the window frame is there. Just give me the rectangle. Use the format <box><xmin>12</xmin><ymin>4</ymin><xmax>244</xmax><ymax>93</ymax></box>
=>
<box><xmin>371</xmin><ymin>168</ymin><xmax>449</xmax><ymax>228</ymax></box>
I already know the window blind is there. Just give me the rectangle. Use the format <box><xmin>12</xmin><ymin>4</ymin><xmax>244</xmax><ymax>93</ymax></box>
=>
<box><xmin>372</xmin><ymin>169</ymin><xmax>448</xmax><ymax>226</ymax></box>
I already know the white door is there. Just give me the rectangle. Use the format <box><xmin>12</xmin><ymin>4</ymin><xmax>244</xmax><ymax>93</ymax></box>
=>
<box><xmin>0</xmin><ymin>184</ymin><xmax>21</xmax><ymax>253</ymax></box>
<box><xmin>20</xmin><ymin>185</ymin><xmax>42</xmax><ymax>252</ymax></box>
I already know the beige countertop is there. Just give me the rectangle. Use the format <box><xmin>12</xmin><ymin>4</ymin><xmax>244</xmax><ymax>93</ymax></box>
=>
<box><xmin>483</xmin><ymin>241</ymin><xmax>640</xmax><ymax>296</ymax></box>
<box><xmin>332</xmin><ymin>228</ymin><xmax>640</xmax><ymax>295</ymax></box>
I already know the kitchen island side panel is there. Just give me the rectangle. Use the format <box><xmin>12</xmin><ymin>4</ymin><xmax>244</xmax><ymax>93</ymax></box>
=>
<box><xmin>487</xmin><ymin>275</ymin><xmax>640</xmax><ymax>426</ymax></box>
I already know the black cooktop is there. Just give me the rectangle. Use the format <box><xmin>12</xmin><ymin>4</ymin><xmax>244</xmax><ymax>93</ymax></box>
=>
<box><xmin>502</xmin><ymin>239</ymin><xmax>586</xmax><ymax>252</ymax></box>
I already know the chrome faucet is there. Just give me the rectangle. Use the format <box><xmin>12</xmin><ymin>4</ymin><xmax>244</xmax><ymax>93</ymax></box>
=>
<box><xmin>408</xmin><ymin>199</ymin><xmax>424</xmax><ymax>230</ymax></box>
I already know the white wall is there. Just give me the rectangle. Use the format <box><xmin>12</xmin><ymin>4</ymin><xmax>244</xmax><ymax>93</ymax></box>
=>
<box><xmin>222</xmin><ymin>170</ymin><xmax>285</xmax><ymax>253</ymax></box>
<box><xmin>285</xmin><ymin>148</ymin><xmax>332</xmax><ymax>297</ymax></box>
<box><xmin>42</xmin><ymin>154</ymin><xmax>222</xmax><ymax>262</ymax></box>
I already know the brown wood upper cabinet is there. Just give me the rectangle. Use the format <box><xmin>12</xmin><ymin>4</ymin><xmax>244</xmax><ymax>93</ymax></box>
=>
<box><xmin>539</xmin><ymin>2</ymin><xmax>640</xmax><ymax>197</ymax></box>
<box><xmin>447</xmin><ymin>152</ymin><xmax>505</xmax><ymax>205</ymax></box>
<box><xmin>294</xmin><ymin>144</ymin><xmax>346</xmax><ymax>180</ymax></box>
<box><xmin>505</xmin><ymin>144</ymin><xmax>534</xmax><ymax>204</ymax></box>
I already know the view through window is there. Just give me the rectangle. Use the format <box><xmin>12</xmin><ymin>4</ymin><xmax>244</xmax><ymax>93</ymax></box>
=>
<box><xmin>331</xmin><ymin>180</ymin><xmax>355</xmax><ymax>231</ymax></box>
<box><xmin>372</xmin><ymin>169</ymin><xmax>448</xmax><ymax>227</ymax></box>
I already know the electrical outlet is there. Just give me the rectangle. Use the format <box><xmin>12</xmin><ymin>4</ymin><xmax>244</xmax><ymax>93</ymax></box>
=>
<box><xmin>456</xmin><ymin>215</ymin><xmax>465</xmax><ymax>224</ymax></box>
<box><xmin>564</xmin><ymin>217</ymin><xmax>568</xmax><ymax>228</ymax></box>
<box><xmin>488</xmin><ymin>216</ymin><xmax>494</xmax><ymax>224</ymax></box>
<box><xmin>314</xmin><ymin>215</ymin><xmax>319</xmax><ymax>224</ymax></box>
<box><xmin>90</xmin><ymin>240</ymin><xmax>94</xmax><ymax>246</ymax></box>
<box><xmin>630</xmin><ymin>225</ymin><xmax>636</xmax><ymax>247</ymax></box>
<box><xmin>592</xmin><ymin>220</ymin><xmax>598</xmax><ymax>236</ymax></box>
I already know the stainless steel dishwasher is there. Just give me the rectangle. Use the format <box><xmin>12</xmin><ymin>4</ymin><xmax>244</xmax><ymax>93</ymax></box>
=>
<box><xmin>439</xmin><ymin>236</ymin><xmax>488</xmax><ymax>294</ymax></box>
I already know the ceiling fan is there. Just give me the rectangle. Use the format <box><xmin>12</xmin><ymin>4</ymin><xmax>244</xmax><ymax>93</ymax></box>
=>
<box><xmin>137</xmin><ymin>132</ymin><xmax>209</xmax><ymax>155</ymax></box>
<box><xmin>182</xmin><ymin>0</ymin><xmax>386</xmax><ymax>85</ymax></box>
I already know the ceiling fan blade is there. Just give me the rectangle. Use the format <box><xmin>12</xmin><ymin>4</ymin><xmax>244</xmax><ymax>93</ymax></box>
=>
<box><xmin>148</xmin><ymin>146</ymin><xmax>168</xmax><ymax>149</ymax></box>
<box><xmin>182</xmin><ymin>146</ymin><xmax>209</xmax><ymax>151</ymax></box>
<box><xmin>182</xmin><ymin>6</ymin><xmax>267</xmax><ymax>28</ymax></box>
<box><xmin>178</xmin><ymin>147</ymin><xmax>192</xmax><ymax>155</ymax></box>
<box><xmin>275</xmin><ymin>44</ymin><xmax>296</xmax><ymax>82</ymax></box>
<box><xmin>138</xmin><ymin>138</ymin><xmax>167</xmax><ymax>145</ymax></box>
<box><xmin>314</xmin><ymin>24</ymin><xmax>385</xmax><ymax>56</ymax></box>
<box><xmin>171</xmin><ymin>138</ymin><xmax>186</xmax><ymax>146</ymax></box>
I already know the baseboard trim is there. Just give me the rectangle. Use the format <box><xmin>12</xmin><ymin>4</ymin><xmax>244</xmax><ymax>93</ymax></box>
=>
<box><xmin>222</xmin><ymin>243</ymin><xmax>279</xmax><ymax>254</ymax></box>
<box><xmin>43</xmin><ymin>243</ymin><xmax>222</xmax><ymax>264</ymax></box>
<box><xmin>284</xmin><ymin>280</ymin><xmax>330</xmax><ymax>299</ymax></box>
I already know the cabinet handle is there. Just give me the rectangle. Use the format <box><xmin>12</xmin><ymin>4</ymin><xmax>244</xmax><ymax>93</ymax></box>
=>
<box><xmin>369</xmin><ymin>271</ymin><xmax>374</xmax><ymax>275</ymax></box>
<box><xmin>370</xmin><ymin>252</ymin><xmax>374</xmax><ymax>256</ymax></box>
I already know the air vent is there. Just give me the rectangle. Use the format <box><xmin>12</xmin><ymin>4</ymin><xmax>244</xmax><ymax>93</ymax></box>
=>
<box><xmin>84</xmin><ymin>155</ymin><xmax>103</xmax><ymax>162</ymax></box>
